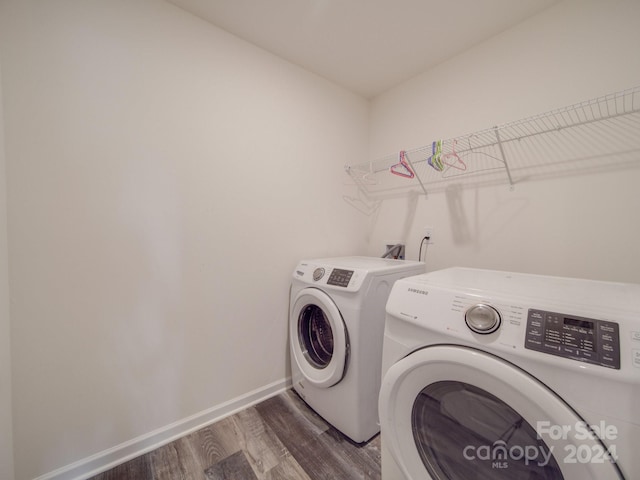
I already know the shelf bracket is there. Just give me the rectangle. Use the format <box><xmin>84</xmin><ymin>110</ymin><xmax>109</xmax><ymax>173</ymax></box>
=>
<box><xmin>494</xmin><ymin>126</ymin><xmax>514</xmax><ymax>186</ymax></box>
<box><xmin>404</xmin><ymin>152</ymin><xmax>428</xmax><ymax>197</ymax></box>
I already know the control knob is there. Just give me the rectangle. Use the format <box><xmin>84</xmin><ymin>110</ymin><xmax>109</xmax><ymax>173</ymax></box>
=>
<box><xmin>465</xmin><ymin>304</ymin><xmax>501</xmax><ymax>334</ymax></box>
<box><xmin>312</xmin><ymin>268</ymin><xmax>325</xmax><ymax>282</ymax></box>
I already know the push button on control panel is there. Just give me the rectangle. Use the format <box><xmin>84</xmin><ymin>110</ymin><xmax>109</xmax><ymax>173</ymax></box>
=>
<box><xmin>525</xmin><ymin>311</ymin><xmax>544</xmax><ymax>347</ymax></box>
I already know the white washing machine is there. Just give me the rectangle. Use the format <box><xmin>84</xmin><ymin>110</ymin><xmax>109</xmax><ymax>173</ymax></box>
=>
<box><xmin>379</xmin><ymin>267</ymin><xmax>640</xmax><ymax>479</ymax></box>
<box><xmin>289</xmin><ymin>256</ymin><xmax>424</xmax><ymax>443</ymax></box>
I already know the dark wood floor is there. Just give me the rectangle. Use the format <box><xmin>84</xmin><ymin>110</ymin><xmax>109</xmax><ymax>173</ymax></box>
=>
<box><xmin>89</xmin><ymin>389</ymin><xmax>381</xmax><ymax>480</ymax></box>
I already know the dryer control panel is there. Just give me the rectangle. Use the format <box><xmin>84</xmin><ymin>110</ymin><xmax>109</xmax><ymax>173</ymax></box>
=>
<box><xmin>525</xmin><ymin>309</ymin><xmax>620</xmax><ymax>369</ymax></box>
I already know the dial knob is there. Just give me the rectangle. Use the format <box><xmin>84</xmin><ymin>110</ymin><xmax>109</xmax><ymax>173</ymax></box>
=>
<box><xmin>465</xmin><ymin>304</ymin><xmax>501</xmax><ymax>334</ymax></box>
<box><xmin>312</xmin><ymin>268</ymin><xmax>325</xmax><ymax>282</ymax></box>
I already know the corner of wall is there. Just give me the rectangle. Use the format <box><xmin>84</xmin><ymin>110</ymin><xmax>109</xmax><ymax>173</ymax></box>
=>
<box><xmin>0</xmin><ymin>49</ymin><xmax>16</xmax><ymax>480</ymax></box>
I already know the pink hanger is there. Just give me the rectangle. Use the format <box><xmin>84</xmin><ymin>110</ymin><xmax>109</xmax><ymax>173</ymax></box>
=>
<box><xmin>390</xmin><ymin>150</ymin><xmax>415</xmax><ymax>178</ymax></box>
<box><xmin>442</xmin><ymin>140</ymin><xmax>467</xmax><ymax>171</ymax></box>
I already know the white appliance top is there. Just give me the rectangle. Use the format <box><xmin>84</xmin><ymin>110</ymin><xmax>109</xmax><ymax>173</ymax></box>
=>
<box><xmin>302</xmin><ymin>255</ymin><xmax>422</xmax><ymax>271</ymax></box>
<box><xmin>293</xmin><ymin>256</ymin><xmax>424</xmax><ymax>292</ymax></box>
<box><xmin>404</xmin><ymin>267</ymin><xmax>640</xmax><ymax>314</ymax></box>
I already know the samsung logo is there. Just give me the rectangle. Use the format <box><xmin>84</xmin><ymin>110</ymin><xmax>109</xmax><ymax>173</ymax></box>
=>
<box><xmin>408</xmin><ymin>288</ymin><xmax>429</xmax><ymax>296</ymax></box>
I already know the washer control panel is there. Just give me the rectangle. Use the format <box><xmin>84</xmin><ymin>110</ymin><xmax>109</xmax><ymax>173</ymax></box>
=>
<box><xmin>326</xmin><ymin>268</ymin><xmax>354</xmax><ymax>287</ymax></box>
<box><xmin>525</xmin><ymin>309</ymin><xmax>620</xmax><ymax>369</ymax></box>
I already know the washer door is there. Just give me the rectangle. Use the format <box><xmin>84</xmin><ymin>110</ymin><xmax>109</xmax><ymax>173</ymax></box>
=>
<box><xmin>290</xmin><ymin>288</ymin><xmax>348</xmax><ymax>388</ymax></box>
<box><xmin>379</xmin><ymin>346</ymin><xmax>622</xmax><ymax>480</ymax></box>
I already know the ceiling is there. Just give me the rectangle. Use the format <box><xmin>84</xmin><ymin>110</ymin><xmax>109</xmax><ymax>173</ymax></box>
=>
<box><xmin>167</xmin><ymin>0</ymin><xmax>559</xmax><ymax>98</ymax></box>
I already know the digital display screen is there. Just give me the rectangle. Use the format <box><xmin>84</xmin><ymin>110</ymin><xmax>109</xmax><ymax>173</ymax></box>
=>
<box><xmin>564</xmin><ymin>317</ymin><xmax>594</xmax><ymax>330</ymax></box>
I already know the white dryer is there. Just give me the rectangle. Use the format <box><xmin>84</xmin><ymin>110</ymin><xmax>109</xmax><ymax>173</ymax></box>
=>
<box><xmin>379</xmin><ymin>267</ymin><xmax>640</xmax><ymax>479</ymax></box>
<box><xmin>290</xmin><ymin>256</ymin><xmax>424</xmax><ymax>443</ymax></box>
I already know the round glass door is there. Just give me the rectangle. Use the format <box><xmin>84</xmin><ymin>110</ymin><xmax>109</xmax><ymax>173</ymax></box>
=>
<box><xmin>379</xmin><ymin>346</ymin><xmax>622</xmax><ymax>480</ymax></box>
<box><xmin>412</xmin><ymin>381</ymin><xmax>562</xmax><ymax>479</ymax></box>
<box><xmin>290</xmin><ymin>288</ymin><xmax>348</xmax><ymax>388</ymax></box>
<box><xmin>298</xmin><ymin>304</ymin><xmax>334</xmax><ymax>368</ymax></box>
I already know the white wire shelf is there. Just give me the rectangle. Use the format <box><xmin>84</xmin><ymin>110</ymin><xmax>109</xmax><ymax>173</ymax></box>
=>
<box><xmin>344</xmin><ymin>86</ymin><xmax>640</xmax><ymax>208</ymax></box>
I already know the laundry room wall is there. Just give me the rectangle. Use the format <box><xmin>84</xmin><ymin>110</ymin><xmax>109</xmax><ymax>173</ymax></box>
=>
<box><xmin>0</xmin><ymin>0</ymin><xmax>368</xmax><ymax>479</ymax></box>
<box><xmin>366</xmin><ymin>0</ymin><xmax>640</xmax><ymax>283</ymax></box>
<box><xmin>0</xmin><ymin>64</ymin><xmax>15</xmax><ymax>480</ymax></box>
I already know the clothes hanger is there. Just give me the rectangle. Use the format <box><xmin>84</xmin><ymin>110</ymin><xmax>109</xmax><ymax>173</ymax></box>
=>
<box><xmin>460</xmin><ymin>134</ymin><xmax>507</xmax><ymax>167</ymax></box>
<box><xmin>427</xmin><ymin>140</ymin><xmax>445</xmax><ymax>171</ymax></box>
<box><xmin>442</xmin><ymin>139</ymin><xmax>467</xmax><ymax>171</ymax></box>
<box><xmin>390</xmin><ymin>150</ymin><xmax>415</xmax><ymax>178</ymax></box>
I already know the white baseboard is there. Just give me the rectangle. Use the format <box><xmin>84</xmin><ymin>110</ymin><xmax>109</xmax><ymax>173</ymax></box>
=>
<box><xmin>34</xmin><ymin>377</ymin><xmax>292</xmax><ymax>480</ymax></box>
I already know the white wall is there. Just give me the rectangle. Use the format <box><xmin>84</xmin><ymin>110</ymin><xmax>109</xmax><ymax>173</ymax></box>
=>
<box><xmin>367</xmin><ymin>0</ymin><xmax>640</xmax><ymax>283</ymax></box>
<box><xmin>0</xmin><ymin>60</ymin><xmax>15</xmax><ymax>480</ymax></box>
<box><xmin>2</xmin><ymin>0</ymin><xmax>640</xmax><ymax>478</ymax></box>
<box><xmin>0</xmin><ymin>0</ymin><xmax>368</xmax><ymax>478</ymax></box>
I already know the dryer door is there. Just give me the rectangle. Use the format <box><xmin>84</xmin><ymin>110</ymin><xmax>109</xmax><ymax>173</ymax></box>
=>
<box><xmin>290</xmin><ymin>288</ymin><xmax>348</xmax><ymax>388</ymax></box>
<box><xmin>379</xmin><ymin>346</ymin><xmax>622</xmax><ymax>480</ymax></box>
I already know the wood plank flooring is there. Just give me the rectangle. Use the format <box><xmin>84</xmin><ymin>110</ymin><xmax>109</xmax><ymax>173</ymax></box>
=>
<box><xmin>90</xmin><ymin>389</ymin><xmax>381</xmax><ymax>480</ymax></box>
